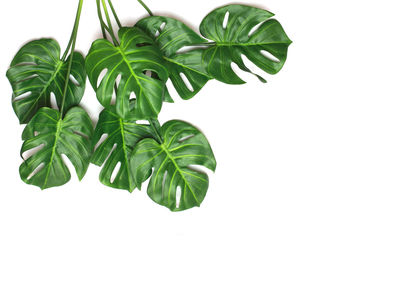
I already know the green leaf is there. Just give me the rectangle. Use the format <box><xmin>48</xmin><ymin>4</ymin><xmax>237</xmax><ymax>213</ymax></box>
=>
<box><xmin>6</xmin><ymin>39</ymin><xmax>86</xmax><ymax>124</ymax></box>
<box><xmin>85</xmin><ymin>27</ymin><xmax>169</xmax><ymax>119</ymax></box>
<box><xmin>131</xmin><ymin>120</ymin><xmax>216</xmax><ymax>211</ymax></box>
<box><xmin>200</xmin><ymin>4</ymin><xmax>292</xmax><ymax>84</ymax></box>
<box><xmin>91</xmin><ymin>106</ymin><xmax>155</xmax><ymax>192</ymax></box>
<box><xmin>136</xmin><ymin>16</ymin><xmax>212</xmax><ymax>100</ymax></box>
<box><xmin>20</xmin><ymin>107</ymin><xmax>93</xmax><ymax>189</ymax></box>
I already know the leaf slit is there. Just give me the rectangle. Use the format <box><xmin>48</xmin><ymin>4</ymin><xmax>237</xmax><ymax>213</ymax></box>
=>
<box><xmin>178</xmin><ymin>134</ymin><xmax>194</xmax><ymax>143</ymax></box>
<box><xmin>176</xmin><ymin>186</ymin><xmax>182</xmax><ymax>208</ymax></box>
<box><xmin>22</xmin><ymin>144</ymin><xmax>45</xmax><ymax>160</ymax></box>
<box><xmin>27</xmin><ymin>162</ymin><xmax>45</xmax><ymax>180</ymax></box>
<box><xmin>179</xmin><ymin>73</ymin><xmax>194</xmax><ymax>92</ymax></box>
<box><xmin>13</xmin><ymin>91</ymin><xmax>32</xmax><ymax>102</ymax></box>
<box><xmin>223</xmin><ymin>11</ymin><xmax>229</xmax><ymax>29</ymax></box>
<box><xmin>260</xmin><ymin>50</ymin><xmax>280</xmax><ymax>63</ymax></box>
<box><xmin>50</xmin><ymin>92</ymin><xmax>59</xmax><ymax>110</ymax></box>
<box><xmin>97</xmin><ymin>68</ymin><xmax>108</xmax><ymax>88</ymax></box>
<box><xmin>69</xmin><ymin>74</ymin><xmax>80</xmax><ymax>86</ymax></box>
<box><xmin>248</xmin><ymin>21</ymin><xmax>266</xmax><ymax>37</ymax></box>
<box><xmin>110</xmin><ymin>161</ymin><xmax>121</xmax><ymax>183</ymax></box>
<box><xmin>94</xmin><ymin>134</ymin><xmax>108</xmax><ymax>151</ymax></box>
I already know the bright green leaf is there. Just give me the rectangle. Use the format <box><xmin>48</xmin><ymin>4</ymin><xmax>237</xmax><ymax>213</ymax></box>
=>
<box><xmin>200</xmin><ymin>4</ymin><xmax>292</xmax><ymax>84</ymax></box>
<box><xmin>20</xmin><ymin>107</ymin><xmax>93</xmax><ymax>189</ymax></box>
<box><xmin>85</xmin><ymin>27</ymin><xmax>169</xmax><ymax>119</ymax></box>
<box><xmin>6</xmin><ymin>39</ymin><xmax>86</xmax><ymax>124</ymax></box>
<box><xmin>136</xmin><ymin>16</ymin><xmax>212</xmax><ymax>100</ymax></box>
<box><xmin>91</xmin><ymin>106</ymin><xmax>156</xmax><ymax>192</ymax></box>
<box><xmin>131</xmin><ymin>120</ymin><xmax>216</xmax><ymax>211</ymax></box>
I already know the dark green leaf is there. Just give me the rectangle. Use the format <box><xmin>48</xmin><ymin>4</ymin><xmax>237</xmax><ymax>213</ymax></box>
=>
<box><xmin>131</xmin><ymin>120</ymin><xmax>216</xmax><ymax>211</ymax></box>
<box><xmin>6</xmin><ymin>39</ymin><xmax>86</xmax><ymax>124</ymax></box>
<box><xmin>20</xmin><ymin>107</ymin><xmax>93</xmax><ymax>189</ymax></box>
<box><xmin>136</xmin><ymin>16</ymin><xmax>212</xmax><ymax>100</ymax></box>
<box><xmin>200</xmin><ymin>4</ymin><xmax>292</xmax><ymax>84</ymax></box>
<box><xmin>85</xmin><ymin>27</ymin><xmax>169</xmax><ymax>119</ymax></box>
<box><xmin>91</xmin><ymin>106</ymin><xmax>155</xmax><ymax>192</ymax></box>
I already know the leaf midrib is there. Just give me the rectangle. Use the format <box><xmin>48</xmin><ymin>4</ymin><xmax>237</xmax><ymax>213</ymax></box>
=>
<box><xmin>160</xmin><ymin>143</ymin><xmax>200</xmax><ymax>205</ymax></box>
<box><xmin>20</xmin><ymin>60</ymin><xmax>63</xmax><ymax>123</ymax></box>
<box><xmin>215</xmin><ymin>41</ymin><xmax>289</xmax><ymax>47</ymax></box>
<box><xmin>117</xmin><ymin>47</ymin><xmax>158</xmax><ymax>115</ymax></box>
<box><xmin>42</xmin><ymin>118</ymin><xmax>62</xmax><ymax>188</ymax></box>
<box><xmin>119</xmin><ymin>118</ymin><xmax>135</xmax><ymax>191</ymax></box>
<box><xmin>163</xmin><ymin>56</ymin><xmax>211</xmax><ymax>78</ymax></box>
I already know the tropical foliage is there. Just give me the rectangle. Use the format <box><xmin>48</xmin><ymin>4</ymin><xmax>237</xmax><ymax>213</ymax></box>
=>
<box><xmin>6</xmin><ymin>0</ymin><xmax>291</xmax><ymax>211</ymax></box>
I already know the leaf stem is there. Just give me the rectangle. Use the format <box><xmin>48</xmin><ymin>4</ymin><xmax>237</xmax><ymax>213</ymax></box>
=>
<box><xmin>108</xmin><ymin>0</ymin><xmax>122</xmax><ymax>28</ymax></box>
<box><xmin>60</xmin><ymin>0</ymin><xmax>83</xmax><ymax>116</ymax></box>
<box><xmin>61</xmin><ymin>0</ymin><xmax>84</xmax><ymax>61</ymax></box>
<box><xmin>96</xmin><ymin>0</ymin><xmax>119</xmax><ymax>45</ymax></box>
<box><xmin>149</xmin><ymin>118</ymin><xmax>163</xmax><ymax>144</ymax></box>
<box><xmin>96</xmin><ymin>0</ymin><xmax>108</xmax><ymax>38</ymax></box>
<box><xmin>101</xmin><ymin>0</ymin><xmax>119</xmax><ymax>45</ymax></box>
<box><xmin>137</xmin><ymin>0</ymin><xmax>153</xmax><ymax>16</ymax></box>
<box><xmin>97</xmin><ymin>1</ymin><xmax>119</xmax><ymax>98</ymax></box>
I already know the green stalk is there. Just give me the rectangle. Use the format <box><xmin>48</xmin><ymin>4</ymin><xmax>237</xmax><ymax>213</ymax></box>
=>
<box><xmin>101</xmin><ymin>0</ymin><xmax>119</xmax><ymax>45</ymax></box>
<box><xmin>108</xmin><ymin>0</ymin><xmax>122</xmax><ymax>28</ymax></box>
<box><xmin>60</xmin><ymin>0</ymin><xmax>83</xmax><ymax>117</ymax></box>
<box><xmin>96</xmin><ymin>0</ymin><xmax>118</xmax><ymax>43</ymax></box>
<box><xmin>61</xmin><ymin>0</ymin><xmax>84</xmax><ymax>61</ymax></box>
<box><xmin>137</xmin><ymin>0</ymin><xmax>153</xmax><ymax>16</ymax></box>
<box><xmin>96</xmin><ymin>0</ymin><xmax>107</xmax><ymax>39</ymax></box>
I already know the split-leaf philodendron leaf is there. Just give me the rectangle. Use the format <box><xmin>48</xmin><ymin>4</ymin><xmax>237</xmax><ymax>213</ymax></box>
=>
<box><xmin>6</xmin><ymin>39</ymin><xmax>86</xmax><ymax>124</ymax></box>
<box><xmin>131</xmin><ymin>120</ymin><xmax>216</xmax><ymax>211</ymax></box>
<box><xmin>8</xmin><ymin>1</ymin><xmax>291</xmax><ymax>211</ymax></box>
<box><xmin>20</xmin><ymin>107</ymin><xmax>93</xmax><ymax>189</ymax></box>
<box><xmin>86</xmin><ymin>27</ymin><xmax>169</xmax><ymax>119</ymax></box>
<box><xmin>200</xmin><ymin>4</ymin><xmax>292</xmax><ymax>84</ymax></box>
<box><xmin>91</xmin><ymin>106</ymin><xmax>155</xmax><ymax>192</ymax></box>
<box><xmin>136</xmin><ymin>16</ymin><xmax>212</xmax><ymax>100</ymax></box>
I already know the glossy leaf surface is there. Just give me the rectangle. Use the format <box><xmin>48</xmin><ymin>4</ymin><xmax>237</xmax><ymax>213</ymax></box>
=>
<box><xmin>6</xmin><ymin>39</ymin><xmax>86</xmax><ymax>124</ymax></box>
<box><xmin>20</xmin><ymin>107</ymin><xmax>93</xmax><ymax>189</ymax></box>
<box><xmin>131</xmin><ymin>120</ymin><xmax>216</xmax><ymax>211</ymax></box>
<box><xmin>86</xmin><ymin>27</ymin><xmax>169</xmax><ymax>119</ymax></box>
<box><xmin>200</xmin><ymin>4</ymin><xmax>292</xmax><ymax>84</ymax></box>
<box><xmin>91</xmin><ymin>107</ymin><xmax>155</xmax><ymax>192</ymax></box>
<box><xmin>136</xmin><ymin>16</ymin><xmax>212</xmax><ymax>100</ymax></box>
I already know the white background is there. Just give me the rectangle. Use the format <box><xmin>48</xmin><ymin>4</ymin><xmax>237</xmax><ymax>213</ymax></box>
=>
<box><xmin>1</xmin><ymin>0</ymin><xmax>399</xmax><ymax>283</ymax></box>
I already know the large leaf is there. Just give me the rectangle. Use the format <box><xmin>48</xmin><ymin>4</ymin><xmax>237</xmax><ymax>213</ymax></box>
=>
<box><xmin>6</xmin><ymin>39</ymin><xmax>86</xmax><ymax>124</ymax></box>
<box><xmin>20</xmin><ymin>107</ymin><xmax>93</xmax><ymax>189</ymax></box>
<box><xmin>85</xmin><ymin>27</ymin><xmax>169</xmax><ymax>119</ymax></box>
<box><xmin>131</xmin><ymin>120</ymin><xmax>216</xmax><ymax>211</ymax></box>
<box><xmin>136</xmin><ymin>16</ymin><xmax>212</xmax><ymax>100</ymax></box>
<box><xmin>200</xmin><ymin>4</ymin><xmax>292</xmax><ymax>84</ymax></box>
<box><xmin>91</xmin><ymin>106</ymin><xmax>155</xmax><ymax>191</ymax></box>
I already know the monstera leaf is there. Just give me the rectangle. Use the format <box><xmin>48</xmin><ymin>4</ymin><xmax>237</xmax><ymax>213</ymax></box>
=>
<box><xmin>136</xmin><ymin>16</ymin><xmax>212</xmax><ymax>99</ymax></box>
<box><xmin>131</xmin><ymin>120</ymin><xmax>216</xmax><ymax>211</ymax></box>
<box><xmin>6</xmin><ymin>39</ymin><xmax>86</xmax><ymax>124</ymax></box>
<box><xmin>20</xmin><ymin>107</ymin><xmax>93</xmax><ymax>189</ymax></box>
<box><xmin>91</xmin><ymin>106</ymin><xmax>155</xmax><ymax>191</ymax></box>
<box><xmin>200</xmin><ymin>4</ymin><xmax>292</xmax><ymax>84</ymax></box>
<box><xmin>85</xmin><ymin>27</ymin><xmax>169</xmax><ymax>119</ymax></box>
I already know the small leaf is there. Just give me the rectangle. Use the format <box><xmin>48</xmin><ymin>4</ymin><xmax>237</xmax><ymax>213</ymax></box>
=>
<box><xmin>136</xmin><ymin>16</ymin><xmax>212</xmax><ymax>100</ymax></box>
<box><xmin>6</xmin><ymin>39</ymin><xmax>86</xmax><ymax>124</ymax></box>
<box><xmin>85</xmin><ymin>27</ymin><xmax>169</xmax><ymax>119</ymax></box>
<box><xmin>20</xmin><ymin>107</ymin><xmax>93</xmax><ymax>189</ymax></box>
<box><xmin>91</xmin><ymin>106</ymin><xmax>155</xmax><ymax>192</ymax></box>
<box><xmin>131</xmin><ymin>120</ymin><xmax>216</xmax><ymax>211</ymax></box>
<box><xmin>200</xmin><ymin>4</ymin><xmax>292</xmax><ymax>84</ymax></box>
